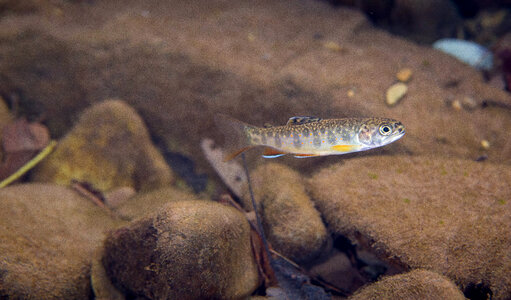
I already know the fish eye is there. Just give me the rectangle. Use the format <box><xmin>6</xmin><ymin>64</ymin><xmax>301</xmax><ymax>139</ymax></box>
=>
<box><xmin>379</xmin><ymin>124</ymin><xmax>392</xmax><ymax>135</ymax></box>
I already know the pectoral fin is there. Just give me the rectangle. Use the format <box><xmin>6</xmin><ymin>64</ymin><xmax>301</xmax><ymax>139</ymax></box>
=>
<box><xmin>262</xmin><ymin>147</ymin><xmax>287</xmax><ymax>158</ymax></box>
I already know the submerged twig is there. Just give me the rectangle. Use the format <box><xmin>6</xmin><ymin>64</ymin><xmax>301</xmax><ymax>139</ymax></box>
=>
<box><xmin>241</xmin><ymin>153</ymin><xmax>272</xmax><ymax>264</ymax></box>
<box><xmin>0</xmin><ymin>140</ymin><xmax>57</xmax><ymax>188</ymax></box>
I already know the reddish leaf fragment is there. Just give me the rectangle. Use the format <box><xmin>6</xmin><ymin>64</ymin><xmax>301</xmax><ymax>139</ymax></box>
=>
<box><xmin>71</xmin><ymin>180</ymin><xmax>107</xmax><ymax>209</ymax></box>
<box><xmin>251</xmin><ymin>228</ymin><xmax>278</xmax><ymax>288</ymax></box>
<box><xmin>2</xmin><ymin>118</ymin><xmax>50</xmax><ymax>153</ymax></box>
<box><xmin>0</xmin><ymin>119</ymin><xmax>50</xmax><ymax>182</ymax></box>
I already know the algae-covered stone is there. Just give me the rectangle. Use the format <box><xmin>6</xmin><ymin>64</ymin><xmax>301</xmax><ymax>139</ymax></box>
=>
<box><xmin>308</xmin><ymin>156</ymin><xmax>511</xmax><ymax>299</ymax></box>
<box><xmin>242</xmin><ymin>163</ymin><xmax>328</xmax><ymax>263</ymax></box>
<box><xmin>113</xmin><ymin>186</ymin><xmax>205</xmax><ymax>220</ymax></box>
<box><xmin>31</xmin><ymin>99</ymin><xmax>173</xmax><ymax>192</ymax></box>
<box><xmin>0</xmin><ymin>183</ymin><xmax>120</xmax><ymax>299</ymax></box>
<box><xmin>102</xmin><ymin>200</ymin><xmax>260</xmax><ymax>299</ymax></box>
<box><xmin>349</xmin><ymin>269</ymin><xmax>465</xmax><ymax>300</ymax></box>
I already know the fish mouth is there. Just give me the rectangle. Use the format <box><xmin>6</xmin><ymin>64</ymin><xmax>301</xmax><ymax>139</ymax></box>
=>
<box><xmin>388</xmin><ymin>131</ymin><xmax>405</xmax><ymax>143</ymax></box>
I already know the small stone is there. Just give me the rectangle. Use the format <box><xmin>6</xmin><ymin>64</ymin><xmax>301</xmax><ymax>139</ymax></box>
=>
<box><xmin>451</xmin><ymin>99</ymin><xmax>462</xmax><ymax>111</ymax></box>
<box><xmin>323</xmin><ymin>41</ymin><xmax>342</xmax><ymax>52</ymax></box>
<box><xmin>247</xmin><ymin>32</ymin><xmax>256</xmax><ymax>42</ymax></box>
<box><xmin>385</xmin><ymin>82</ymin><xmax>408</xmax><ymax>106</ymax></box>
<box><xmin>102</xmin><ymin>200</ymin><xmax>260</xmax><ymax>299</ymax></box>
<box><xmin>347</xmin><ymin>89</ymin><xmax>355</xmax><ymax>98</ymax></box>
<box><xmin>461</xmin><ymin>96</ymin><xmax>478</xmax><ymax>110</ymax></box>
<box><xmin>481</xmin><ymin>139</ymin><xmax>490</xmax><ymax>150</ymax></box>
<box><xmin>104</xmin><ymin>186</ymin><xmax>136</xmax><ymax>208</ymax></box>
<box><xmin>396</xmin><ymin>68</ymin><xmax>413</xmax><ymax>82</ymax></box>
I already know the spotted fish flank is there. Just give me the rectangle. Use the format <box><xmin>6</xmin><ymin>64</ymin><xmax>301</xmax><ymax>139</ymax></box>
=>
<box><xmin>214</xmin><ymin>114</ymin><xmax>405</xmax><ymax>161</ymax></box>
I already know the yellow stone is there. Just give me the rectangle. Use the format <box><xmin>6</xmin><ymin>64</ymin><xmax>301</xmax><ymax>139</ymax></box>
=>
<box><xmin>396</xmin><ymin>68</ymin><xmax>413</xmax><ymax>82</ymax></box>
<box><xmin>323</xmin><ymin>41</ymin><xmax>342</xmax><ymax>52</ymax></box>
<box><xmin>451</xmin><ymin>100</ymin><xmax>462</xmax><ymax>111</ymax></box>
<box><xmin>481</xmin><ymin>139</ymin><xmax>490</xmax><ymax>150</ymax></box>
<box><xmin>385</xmin><ymin>83</ymin><xmax>408</xmax><ymax>106</ymax></box>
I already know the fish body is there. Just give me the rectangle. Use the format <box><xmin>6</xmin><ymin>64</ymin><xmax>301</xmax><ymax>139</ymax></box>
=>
<box><xmin>215</xmin><ymin>114</ymin><xmax>405</xmax><ymax>160</ymax></box>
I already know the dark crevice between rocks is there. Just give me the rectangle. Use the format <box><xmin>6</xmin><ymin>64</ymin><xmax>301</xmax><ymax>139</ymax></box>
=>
<box><xmin>333</xmin><ymin>235</ymin><xmax>388</xmax><ymax>282</ymax></box>
<box><xmin>464</xmin><ymin>282</ymin><xmax>493</xmax><ymax>300</ymax></box>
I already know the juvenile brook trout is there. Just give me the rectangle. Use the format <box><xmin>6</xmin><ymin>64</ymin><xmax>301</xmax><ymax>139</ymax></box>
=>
<box><xmin>215</xmin><ymin>114</ymin><xmax>405</xmax><ymax>160</ymax></box>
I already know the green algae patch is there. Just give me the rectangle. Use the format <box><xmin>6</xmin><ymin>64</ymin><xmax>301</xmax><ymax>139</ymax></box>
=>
<box><xmin>349</xmin><ymin>269</ymin><xmax>465</xmax><ymax>300</ymax></box>
<box><xmin>368</xmin><ymin>172</ymin><xmax>378</xmax><ymax>179</ymax></box>
<box><xmin>242</xmin><ymin>163</ymin><xmax>328</xmax><ymax>263</ymax></box>
<box><xmin>31</xmin><ymin>100</ymin><xmax>174</xmax><ymax>192</ymax></box>
<box><xmin>308</xmin><ymin>155</ymin><xmax>511</xmax><ymax>299</ymax></box>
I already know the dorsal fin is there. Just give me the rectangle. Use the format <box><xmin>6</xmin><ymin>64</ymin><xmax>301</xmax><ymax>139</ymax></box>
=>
<box><xmin>286</xmin><ymin>116</ymin><xmax>322</xmax><ymax>125</ymax></box>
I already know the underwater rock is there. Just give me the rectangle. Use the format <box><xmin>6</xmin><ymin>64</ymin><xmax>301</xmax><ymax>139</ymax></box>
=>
<box><xmin>112</xmin><ymin>186</ymin><xmax>205</xmax><ymax>220</ymax></box>
<box><xmin>308</xmin><ymin>156</ymin><xmax>511</xmax><ymax>299</ymax></box>
<box><xmin>0</xmin><ymin>183</ymin><xmax>120</xmax><ymax>299</ymax></box>
<box><xmin>385</xmin><ymin>82</ymin><xmax>408</xmax><ymax>106</ymax></box>
<box><xmin>102</xmin><ymin>200</ymin><xmax>260</xmax><ymax>299</ymax></box>
<box><xmin>31</xmin><ymin>99</ymin><xmax>174</xmax><ymax>192</ymax></box>
<box><xmin>349</xmin><ymin>269</ymin><xmax>465</xmax><ymax>300</ymax></box>
<box><xmin>242</xmin><ymin>163</ymin><xmax>328</xmax><ymax>263</ymax></box>
<box><xmin>433</xmin><ymin>38</ymin><xmax>494</xmax><ymax>71</ymax></box>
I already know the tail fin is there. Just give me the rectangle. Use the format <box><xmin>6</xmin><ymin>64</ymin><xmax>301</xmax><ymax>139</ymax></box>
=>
<box><xmin>214</xmin><ymin>114</ymin><xmax>255</xmax><ymax>161</ymax></box>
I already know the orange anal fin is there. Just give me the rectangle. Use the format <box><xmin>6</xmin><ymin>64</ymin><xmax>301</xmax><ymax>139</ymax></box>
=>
<box><xmin>294</xmin><ymin>154</ymin><xmax>319</xmax><ymax>158</ymax></box>
<box><xmin>262</xmin><ymin>147</ymin><xmax>287</xmax><ymax>158</ymax></box>
<box><xmin>331</xmin><ymin>145</ymin><xmax>358</xmax><ymax>153</ymax></box>
<box><xmin>224</xmin><ymin>147</ymin><xmax>252</xmax><ymax>162</ymax></box>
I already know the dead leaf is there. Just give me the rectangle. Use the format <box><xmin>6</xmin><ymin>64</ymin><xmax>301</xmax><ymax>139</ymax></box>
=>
<box><xmin>2</xmin><ymin>118</ymin><xmax>49</xmax><ymax>153</ymax></box>
<box><xmin>201</xmin><ymin>138</ymin><xmax>247</xmax><ymax>198</ymax></box>
<box><xmin>0</xmin><ymin>118</ymin><xmax>50</xmax><ymax>182</ymax></box>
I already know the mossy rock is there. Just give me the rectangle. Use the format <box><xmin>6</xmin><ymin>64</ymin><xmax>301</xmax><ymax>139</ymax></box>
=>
<box><xmin>102</xmin><ymin>200</ymin><xmax>260</xmax><ymax>299</ymax></box>
<box><xmin>349</xmin><ymin>269</ymin><xmax>465</xmax><ymax>300</ymax></box>
<box><xmin>242</xmin><ymin>163</ymin><xmax>328</xmax><ymax>263</ymax></box>
<box><xmin>0</xmin><ymin>183</ymin><xmax>120</xmax><ymax>299</ymax></box>
<box><xmin>308</xmin><ymin>155</ymin><xmax>511</xmax><ymax>299</ymax></box>
<box><xmin>31</xmin><ymin>99</ymin><xmax>174</xmax><ymax>192</ymax></box>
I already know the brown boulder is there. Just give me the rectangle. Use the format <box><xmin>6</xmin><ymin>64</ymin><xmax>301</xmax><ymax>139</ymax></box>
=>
<box><xmin>0</xmin><ymin>183</ymin><xmax>120</xmax><ymax>299</ymax></box>
<box><xmin>308</xmin><ymin>156</ymin><xmax>511</xmax><ymax>299</ymax></box>
<box><xmin>102</xmin><ymin>200</ymin><xmax>260</xmax><ymax>299</ymax></box>
<box><xmin>349</xmin><ymin>269</ymin><xmax>466</xmax><ymax>300</ymax></box>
